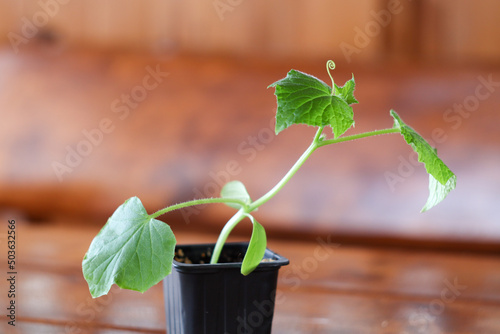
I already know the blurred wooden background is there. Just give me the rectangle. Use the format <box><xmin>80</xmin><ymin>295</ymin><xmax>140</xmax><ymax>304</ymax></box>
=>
<box><xmin>1</xmin><ymin>3</ymin><xmax>500</xmax><ymax>332</ymax></box>
<box><xmin>0</xmin><ymin>0</ymin><xmax>499</xmax><ymax>247</ymax></box>
<box><xmin>1</xmin><ymin>0</ymin><xmax>500</xmax><ymax>64</ymax></box>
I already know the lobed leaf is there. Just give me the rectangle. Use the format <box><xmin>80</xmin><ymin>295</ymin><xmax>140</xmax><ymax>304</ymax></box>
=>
<box><xmin>390</xmin><ymin>110</ymin><xmax>456</xmax><ymax>211</ymax></box>
<box><xmin>268</xmin><ymin>69</ymin><xmax>357</xmax><ymax>138</ymax></box>
<box><xmin>335</xmin><ymin>75</ymin><xmax>358</xmax><ymax>105</ymax></box>
<box><xmin>82</xmin><ymin>197</ymin><xmax>176</xmax><ymax>298</ymax></box>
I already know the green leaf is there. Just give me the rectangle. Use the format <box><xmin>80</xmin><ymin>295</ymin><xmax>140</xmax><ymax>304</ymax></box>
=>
<box><xmin>422</xmin><ymin>174</ymin><xmax>457</xmax><ymax>212</ymax></box>
<box><xmin>335</xmin><ymin>75</ymin><xmax>358</xmax><ymax>105</ymax></box>
<box><xmin>268</xmin><ymin>69</ymin><xmax>356</xmax><ymax>138</ymax></box>
<box><xmin>220</xmin><ymin>180</ymin><xmax>251</xmax><ymax>209</ymax></box>
<box><xmin>390</xmin><ymin>110</ymin><xmax>456</xmax><ymax>211</ymax></box>
<box><xmin>82</xmin><ymin>197</ymin><xmax>176</xmax><ymax>298</ymax></box>
<box><xmin>241</xmin><ymin>215</ymin><xmax>267</xmax><ymax>276</ymax></box>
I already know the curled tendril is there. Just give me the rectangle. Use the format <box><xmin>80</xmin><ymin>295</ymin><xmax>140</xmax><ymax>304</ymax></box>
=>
<box><xmin>326</xmin><ymin>60</ymin><xmax>336</xmax><ymax>95</ymax></box>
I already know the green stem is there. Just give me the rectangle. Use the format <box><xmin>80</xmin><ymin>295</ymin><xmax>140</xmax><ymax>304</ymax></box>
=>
<box><xmin>247</xmin><ymin>127</ymin><xmax>324</xmax><ymax>212</ymax></box>
<box><xmin>205</xmin><ymin>126</ymin><xmax>400</xmax><ymax>264</ymax></box>
<box><xmin>317</xmin><ymin>128</ymin><xmax>399</xmax><ymax>147</ymax></box>
<box><xmin>150</xmin><ymin>197</ymin><xmax>246</xmax><ymax>219</ymax></box>
<box><xmin>210</xmin><ymin>208</ymin><xmax>246</xmax><ymax>264</ymax></box>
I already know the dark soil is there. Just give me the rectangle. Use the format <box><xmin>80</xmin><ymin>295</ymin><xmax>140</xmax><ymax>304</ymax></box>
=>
<box><xmin>174</xmin><ymin>246</ymin><xmax>245</xmax><ymax>264</ymax></box>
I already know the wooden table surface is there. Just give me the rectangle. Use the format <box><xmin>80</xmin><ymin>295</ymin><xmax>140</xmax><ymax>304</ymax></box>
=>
<box><xmin>2</xmin><ymin>220</ymin><xmax>500</xmax><ymax>334</ymax></box>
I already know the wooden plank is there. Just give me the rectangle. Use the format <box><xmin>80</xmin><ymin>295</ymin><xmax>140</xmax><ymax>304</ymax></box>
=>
<box><xmin>13</xmin><ymin>221</ymin><xmax>500</xmax><ymax>304</ymax></box>
<box><xmin>419</xmin><ymin>0</ymin><xmax>500</xmax><ymax>64</ymax></box>
<box><xmin>272</xmin><ymin>289</ymin><xmax>500</xmax><ymax>334</ymax></box>
<box><xmin>8</xmin><ymin>321</ymin><xmax>164</xmax><ymax>334</ymax></box>
<box><xmin>11</xmin><ymin>270</ymin><xmax>500</xmax><ymax>334</ymax></box>
<box><xmin>16</xmin><ymin>223</ymin><xmax>500</xmax><ymax>304</ymax></box>
<box><xmin>2</xmin><ymin>0</ymin><xmax>500</xmax><ymax>63</ymax></box>
<box><xmin>14</xmin><ymin>267</ymin><xmax>165</xmax><ymax>331</ymax></box>
<box><xmin>4</xmin><ymin>222</ymin><xmax>500</xmax><ymax>333</ymax></box>
<box><xmin>0</xmin><ymin>1</ymin><xmax>23</xmax><ymax>47</ymax></box>
<box><xmin>0</xmin><ymin>0</ymin><xmax>382</xmax><ymax>60</ymax></box>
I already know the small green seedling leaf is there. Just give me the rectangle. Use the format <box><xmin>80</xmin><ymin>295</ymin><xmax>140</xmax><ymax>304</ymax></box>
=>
<box><xmin>390</xmin><ymin>110</ymin><xmax>456</xmax><ymax>211</ymax></box>
<box><xmin>241</xmin><ymin>215</ymin><xmax>267</xmax><ymax>276</ymax></box>
<box><xmin>221</xmin><ymin>180</ymin><xmax>252</xmax><ymax>209</ymax></box>
<box><xmin>268</xmin><ymin>69</ymin><xmax>357</xmax><ymax>138</ymax></box>
<box><xmin>82</xmin><ymin>197</ymin><xmax>176</xmax><ymax>298</ymax></box>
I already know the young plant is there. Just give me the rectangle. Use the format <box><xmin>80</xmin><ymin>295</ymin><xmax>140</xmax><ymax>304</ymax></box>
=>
<box><xmin>83</xmin><ymin>61</ymin><xmax>456</xmax><ymax>298</ymax></box>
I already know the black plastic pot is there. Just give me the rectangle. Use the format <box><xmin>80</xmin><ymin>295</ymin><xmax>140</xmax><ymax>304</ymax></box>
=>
<box><xmin>163</xmin><ymin>242</ymin><xmax>289</xmax><ymax>334</ymax></box>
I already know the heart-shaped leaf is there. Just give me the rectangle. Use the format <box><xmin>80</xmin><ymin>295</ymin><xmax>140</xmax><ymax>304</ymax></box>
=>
<box><xmin>82</xmin><ymin>197</ymin><xmax>176</xmax><ymax>297</ymax></box>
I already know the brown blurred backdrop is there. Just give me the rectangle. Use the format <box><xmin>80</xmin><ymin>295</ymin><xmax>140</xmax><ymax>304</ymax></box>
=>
<box><xmin>0</xmin><ymin>0</ymin><xmax>499</xmax><ymax>249</ymax></box>
<box><xmin>1</xmin><ymin>0</ymin><xmax>500</xmax><ymax>64</ymax></box>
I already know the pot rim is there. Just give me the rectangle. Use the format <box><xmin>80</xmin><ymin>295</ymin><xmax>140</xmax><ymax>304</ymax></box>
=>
<box><xmin>172</xmin><ymin>241</ymin><xmax>289</xmax><ymax>273</ymax></box>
